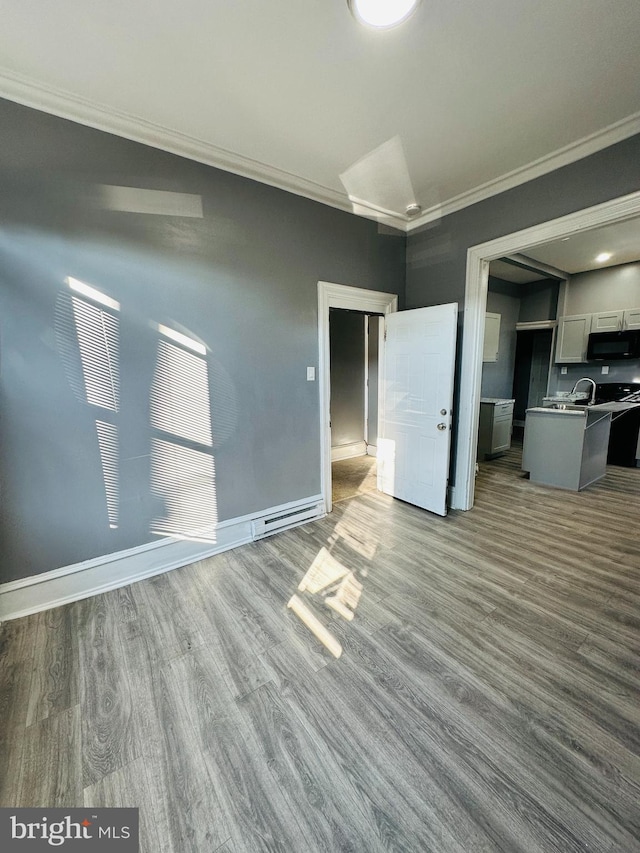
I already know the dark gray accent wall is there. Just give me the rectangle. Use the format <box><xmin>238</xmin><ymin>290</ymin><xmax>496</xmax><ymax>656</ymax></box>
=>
<box><xmin>518</xmin><ymin>279</ymin><xmax>559</xmax><ymax>322</ymax></box>
<box><xmin>329</xmin><ymin>310</ymin><xmax>365</xmax><ymax>449</ymax></box>
<box><xmin>0</xmin><ymin>98</ymin><xmax>405</xmax><ymax>583</ymax></box>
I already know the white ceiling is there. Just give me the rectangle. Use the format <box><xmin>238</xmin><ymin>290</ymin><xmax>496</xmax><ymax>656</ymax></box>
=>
<box><xmin>2</xmin><ymin>0</ymin><xmax>640</xmax><ymax>230</ymax></box>
<box><xmin>524</xmin><ymin>216</ymin><xmax>640</xmax><ymax>274</ymax></box>
<box><xmin>490</xmin><ymin>215</ymin><xmax>640</xmax><ymax>284</ymax></box>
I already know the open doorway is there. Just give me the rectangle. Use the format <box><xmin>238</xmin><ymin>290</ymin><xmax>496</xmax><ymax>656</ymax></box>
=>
<box><xmin>456</xmin><ymin>189</ymin><xmax>640</xmax><ymax>511</ymax></box>
<box><xmin>317</xmin><ymin>281</ymin><xmax>398</xmax><ymax>513</ymax></box>
<box><xmin>329</xmin><ymin>309</ymin><xmax>380</xmax><ymax>504</ymax></box>
<box><xmin>512</xmin><ymin>327</ymin><xmax>554</xmax><ymax>436</ymax></box>
<box><xmin>476</xmin><ymin>261</ymin><xmax>561</xmax><ymax>463</ymax></box>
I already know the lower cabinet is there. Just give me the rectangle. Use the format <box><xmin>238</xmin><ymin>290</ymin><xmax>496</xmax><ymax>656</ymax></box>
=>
<box><xmin>478</xmin><ymin>398</ymin><xmax>515</xmax><ymax>460</ymax></box>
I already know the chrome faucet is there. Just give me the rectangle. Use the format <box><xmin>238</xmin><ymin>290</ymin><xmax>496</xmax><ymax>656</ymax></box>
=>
<box><xmin>571</xmin><ymin>377</ymin><xmax>597</xmax><ymax>406</ymax></box>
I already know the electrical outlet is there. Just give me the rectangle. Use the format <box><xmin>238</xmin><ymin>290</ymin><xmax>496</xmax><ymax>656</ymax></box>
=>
<box><xmin>306</xmin><ymin>366</ymin><xmax>315</xmax><ymax>381</ymax></box>
<box><xmin>601</xmin><ymin>365</ymin><xmax>610</xmax><ymax>375</ymax></box>
<box><xmin>561</xmin><ymin>366</ymin><xmax>568</xmax><ymax>374</ymax></box>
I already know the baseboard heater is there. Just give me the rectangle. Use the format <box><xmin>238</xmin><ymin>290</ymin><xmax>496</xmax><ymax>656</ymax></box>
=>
<box><xmin>251</xmin><ymin>500</ymin><xmax>324</xmax><ymax>540</ymax></box>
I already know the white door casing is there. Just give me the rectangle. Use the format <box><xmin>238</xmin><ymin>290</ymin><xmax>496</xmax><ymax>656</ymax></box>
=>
<box><xmin>456</xmin><ymin>189</ymin><xmax>640</xmax><ymax>512</ymax></box>
<box><xmin>378</xmin><ymin>303</ymin><xmax>458</xmax><ymax>517</ymax></box>
<box><xmin>318</xmin><ymin>282</ymin><xmax>398</xmax><ymax>513</ymax></box>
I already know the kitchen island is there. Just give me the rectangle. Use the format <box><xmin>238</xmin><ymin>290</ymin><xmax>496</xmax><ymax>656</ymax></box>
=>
<box><xmin>522</xmin><ymin>406</ymin><xmax>612</xmax><ymax>490</ymax></box>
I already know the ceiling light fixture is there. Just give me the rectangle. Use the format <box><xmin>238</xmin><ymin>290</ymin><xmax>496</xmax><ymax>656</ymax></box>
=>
<box><xmin>595</xmin><ymin>252</ymin><xmax>612</xmax><ymax>263</ymax></box>
<box><xmin>348</xmin><ymin>0</ymin><xmax>421</xmax><ymax>29</ymax></box>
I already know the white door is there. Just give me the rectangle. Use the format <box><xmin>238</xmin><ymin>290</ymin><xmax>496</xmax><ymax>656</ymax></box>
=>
<box><xmin>378</xmin><ymin>302</ymin><xmax>458</xmax><ymax>516</ymax></box>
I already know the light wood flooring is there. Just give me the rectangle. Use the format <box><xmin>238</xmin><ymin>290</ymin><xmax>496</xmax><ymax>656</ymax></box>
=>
<box><xmin>1</xmin><ymin>447</ymin><xmax>639</xmax><ymax>852</ymax></box>
<box><xmin>332</xmin><ymin>454</ymin><xmax>377</xmax><ymax>503</ymax></box>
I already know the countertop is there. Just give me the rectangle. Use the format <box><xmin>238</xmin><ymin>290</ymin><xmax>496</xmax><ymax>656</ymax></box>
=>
<box><xmin>480</xmin><ymin>397</ymin><xmax>515</xmax><ymax>405</ymax></box>
<box><xmin>591</xmin><ymin>401</ymin><xmax>640</xmax><ymax>413</ymax></box>
<box><xmin>526</xmin><ymin>407</ymin><xmax>586</xmax><ymax>416</ymax></box>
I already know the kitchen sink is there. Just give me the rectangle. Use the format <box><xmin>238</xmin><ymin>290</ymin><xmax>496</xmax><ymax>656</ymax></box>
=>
<box><xmin>546</xmin><ymin>402</ymin><xmax>590</xmax><ymax>411</ymax></box>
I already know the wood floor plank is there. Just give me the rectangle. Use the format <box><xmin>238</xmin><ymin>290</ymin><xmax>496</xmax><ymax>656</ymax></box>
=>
<box><xmin>185</xmin><ymin>556</ymin><xmax>276</xmax><ymax>700</ymax></box>
<box><xmin>0</xmin><ymin>661</ymin><xmax>41</xmax><ymax>806</ymax></box>
<box><xmin>12</xmin><ymin>705</ymin><xmax>83</xmax><ymax>808</ymax></box>
<box><xmin>25</xmin><ymin>604</ymin><xmax>78</xmax><ymax>727</ymax></box>
<box><xmin>84</xmin><ymin>757</ymin><xmax>165</xmax><ymax>853</ymax></box>
<box><xmin>114</xmin><ymin>616</ymin><xmax>231</xmax><ymax>851</ymax></box>
<box><xmin>130</xmin><ymin>569</ymin><xmax>205</xmax><ymax>664</ymax></box>
<box><xmin>75</xmin><ymin>594</ymin><xmax>139</xmax><ymax>788</ymax></box>
<box><xmin>237</xmin><ymin>678</ymin><xmax>393</xmax><ymax>853</ymax></box>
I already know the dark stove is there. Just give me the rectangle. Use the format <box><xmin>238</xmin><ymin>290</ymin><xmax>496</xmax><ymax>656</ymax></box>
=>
<box><xmin>593</xmin><ymin>381</ymin><xmax>640</xmax><ymax>404</ymax></box>
<box><xmin>594</xmin><ymin>382</ymin><xmax>640</xmax><ymax>467</ymax></box>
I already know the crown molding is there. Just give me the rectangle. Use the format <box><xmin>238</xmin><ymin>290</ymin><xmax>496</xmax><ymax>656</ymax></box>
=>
<box><xmin>1</xmin><ymin>68</ymin><xmax>639</xmax><ymax>235</ymax></box>
<box><xmin>406</xmin><ymin>110</ymin><xmax>640</xmax><ymax>232</ymax></box>
<box><xmin>0</xmin><ymin>68</ymin><xmax>407</xmax><ymax>230</ymax></box>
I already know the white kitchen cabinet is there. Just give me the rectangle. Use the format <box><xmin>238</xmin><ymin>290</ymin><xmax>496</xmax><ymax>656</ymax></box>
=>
<box><xmin>623</xmin><ymin>308</ymin><xmax>640</xmax><ymax>330</ymax></box>
<box><xmin>477</xmin><ymin>398</ymin><xmax>514</xmax><ymax>460</ymax></box>
<box><xmin>591</xmin><ymin>310</ymin><xmax>623</xmax><ymax>332</ymax></box>
<box><xmin>555</xmin><ymin>314</ymin><xmax>590</xmax><ymax>363</ymax></box>
<box><xmin>483</xmin><ymin>313</ymin><xmax>501</xmax><ymax>362</ymax></box>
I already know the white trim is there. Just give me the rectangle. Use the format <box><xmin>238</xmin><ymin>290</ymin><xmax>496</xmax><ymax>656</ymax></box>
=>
<box><xmin>318</xmin><ymin>282</ymin><xmax>398</xmax><ymax>514</ymax></box>
<box><xmin>0</xmin><ymin>493</ymin><xmax>323</xmax><ymax>622</ymax></box>
<box><xmin>0</xmin><ymin>69</ymin><xmax>407</xmax><ymax>230</ymax></box>
<box><xmin>251</xmin><ymin>499</ymin><xmax>324</xmax><ymax>539</ymax></box>
<box><xmin>331</xmin><ymin>441</ymin><xmax>367</xmax><ymax>462</ymax></box>
<box><xmin>406</xmin><ymin>111</ymin><xmax>640</xmax><ymax>231</ymax></box>
<box><xmin>2</xmin><ymin>69</ymin><xmax>640</xmax><ymax>232</ymax></box>
<box><xmin>454</xmin><ymin>189</ymin><xmax>640</xmax><ymax>511</ymax></box>
<box><xmin>366</xmin><ymin>444</ymin><xmax>377</xmax><ymax>457</ymax></box>
<box><xmin>363</xmin><ymin>315</ymin><xmax>369</xmax><ymax>447</ymax></box>
<box><xmin>504</xmin><ymin>254</ymin><xmax>568</xmax><ymax>282</ymax></box>
<box><xmin>515</xmin><ymin>320</ymin><xmax>558</xmax><ymax>331</ymax></box>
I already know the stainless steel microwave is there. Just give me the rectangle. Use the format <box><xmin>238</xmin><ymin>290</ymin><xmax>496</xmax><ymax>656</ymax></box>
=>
<box><xmin>587</xmin><ymin>330</ymin><xmax>640</xmax><ymax>360</ymax></box>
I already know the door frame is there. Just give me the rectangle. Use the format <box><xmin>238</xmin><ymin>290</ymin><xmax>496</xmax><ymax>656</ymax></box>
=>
<box><xmin>318</xmin><ymin>281</ymin><xmax>398</xmax><ymax>513</ymax></box>
<box><xmin>454</xmin><ymin>189</ymin><xmax>640</xmax><ymax>511</ymax></box>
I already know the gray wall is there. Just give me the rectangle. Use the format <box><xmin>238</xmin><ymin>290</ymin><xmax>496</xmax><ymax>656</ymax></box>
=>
<box><xmin>565</xmin><ymin>262</ymin><xmax>640</xmax><ymax>314</ymax></box>
<box><xmin>553</xmin><ymin>360</ymin><xmax>640</xmax><ymax>393</ymax></box>
<box><xmin>481</xmin><ymin>278</ymin><xmax>520</xmax><ymax>399</ymax></box>
<box><xmin>518</xmin><ymin>279</ymin><xmax>559</xmax><ymax>322</ymax></box>
<box><xmin>329</xmin><ymin>310</ymin><xmax>365</xmax><ymax>449</ymax></box>
<box><xmin>0</xmin><ymin>98</ymin><xmax>405</xmax><ymax>583</ymax></box>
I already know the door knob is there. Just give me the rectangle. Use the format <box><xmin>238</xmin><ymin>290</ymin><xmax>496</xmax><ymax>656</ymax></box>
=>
<box><xmin>437</xmin><ymin>423</ymin><xmax>447</xmax><ymax>431</ymax></box>
<box><xmin>440</xmin><ymin>409</ymin><xmax>447</xmax><ymax>416</ymax></box>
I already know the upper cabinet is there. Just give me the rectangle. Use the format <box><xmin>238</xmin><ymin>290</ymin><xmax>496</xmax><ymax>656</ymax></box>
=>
<box><xmin>624</xmin><ymin>308</ymin><xmax>640</xmax><ymax>330</ymax></box>
<box><xmin>591</xmin><ymin>310</ymin><xmax>624</xmax><ymax>333</ymax></box>
<box><xmin>556</xmin><ymin>304</ymin><xmax>640</xmax><ymax>362</ymax></box>
<box><xmin>483</xmin><ymin>312</ymin><xmax>501</xmax><ymax>362</ymax></box>
<box><xmin>555</xmin><ymin>314</ymin><xmax>590</xmax><ymax>363</ymax></box>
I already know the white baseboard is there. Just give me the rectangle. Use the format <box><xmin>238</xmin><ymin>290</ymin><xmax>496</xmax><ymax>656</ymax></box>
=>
<box><xmin>331</xmin><ymin>441</ymin><xmax>367</xmax><ymax>462</ymax></box>
<box><xmin>0</xmin><ymin>494</ymin><xmax>324</xmax><ymax>622</ymax></box>
<box><xmin>366</xmin><ymin>444</ymin><xmax>377</xmax><ymax>457</ymax></box>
